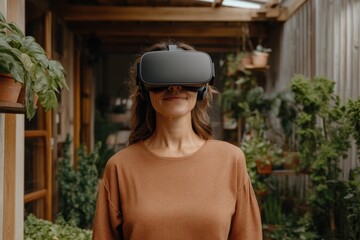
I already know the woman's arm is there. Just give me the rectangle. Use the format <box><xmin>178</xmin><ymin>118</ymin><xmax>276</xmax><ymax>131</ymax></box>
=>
<box><xmin>228</xmin><ymin>176</ymin><xmax>263</xmax><ymax>240</ymax></box>
<box><xmin>92</xmin><ymin>162</ymin><xmax>123</xmax><ymax>240</ymax></box>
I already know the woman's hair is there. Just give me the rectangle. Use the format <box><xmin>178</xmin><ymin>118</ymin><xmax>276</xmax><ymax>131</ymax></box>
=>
<box><xmin>127</xmin><ymin>40</ymin><xmax>218</xmax><ymax>145</ymax></box>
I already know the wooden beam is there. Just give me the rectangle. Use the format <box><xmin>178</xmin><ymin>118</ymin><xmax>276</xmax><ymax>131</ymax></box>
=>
<box><xmin>62</xmin><ymin>5</ymin><xmax>279</xmax><ymax>22</ymax></box>
<box><xmin>99</xmin><ymin>36</ymin><xmax>241</xmax><ymax>45</ymax></box>
<box><xmin>24</xmin><ymin>189</ymin><xmax>47</xmax><ymax>203</ymax></box>
<box><xmin>98</xmin><ymin>36</ymin><xmax>240</xmax><ymax>52</ymax></box>
<box><xmin>100</xmin><ymin>43</ymin><xmax>238</xmax><ymax>53</ymax></box>
<box><xmin>69</xmin><ymin>24</ymin><xmax>266</xmax><ymax>38</ymax></box>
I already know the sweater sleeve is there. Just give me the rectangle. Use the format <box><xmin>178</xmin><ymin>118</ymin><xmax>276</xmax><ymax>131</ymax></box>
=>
<box><xmin>92</xmin><ymin>161</ymin><xmax>123</xmax><ymax>240</ymax></box>
<box><xmin>228</xmin><ymin>151</ymin><xmax>263</xmax><ymax>240</ymax></box>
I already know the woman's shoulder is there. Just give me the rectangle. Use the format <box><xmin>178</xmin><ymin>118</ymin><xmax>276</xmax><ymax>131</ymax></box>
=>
<box><xmin>205</xmin><ymin>140</ymin><xmax>245</xmax><ymax>159</ymax></box>
<box><xmin>106</xmin><ymin>142</ymin><xmax>143</xmax><ymax>166</ymax></box>
<box><xmin>206</xmin><ymin>139</ymin><xmax>243</xmax><ymax>152</ymax></box>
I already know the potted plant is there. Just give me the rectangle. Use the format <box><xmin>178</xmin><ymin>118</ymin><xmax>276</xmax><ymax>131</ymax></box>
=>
<box><xmin>0</xmin><ymin>15</ymin><xmax>24</xmax><ymax>103</ymax></box>
<box><xmin>0</xmin><ymin>12</ymin><xmax>67</xmax><ymax>120</ymax></box>
<box><xmin>252</xmin><ymin>44</ymin><xmax>271</xmax><ymax>67</ymax></box>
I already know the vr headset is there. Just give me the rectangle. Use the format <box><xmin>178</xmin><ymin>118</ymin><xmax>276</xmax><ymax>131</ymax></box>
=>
<box><xmin>136</xmin><ymin>45</ymin><xmax>215</xmax><ymax>100</ymax></box>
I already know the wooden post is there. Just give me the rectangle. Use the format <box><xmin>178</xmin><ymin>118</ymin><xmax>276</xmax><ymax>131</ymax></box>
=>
<box><xmin>0</xmin><ymin>1</ymin><xmax>25</xmax><ymax>240</ymax></box>
<box><xmin>44</xmin><ymin>11</ymin><xmax>53</xmax><ymax>221</ymax></box>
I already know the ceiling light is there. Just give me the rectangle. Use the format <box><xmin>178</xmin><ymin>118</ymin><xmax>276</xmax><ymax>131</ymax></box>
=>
<box><xmin>198</xmin><ymin>0</ymin><xmax>262</xmax><ymax>9</ymax></box>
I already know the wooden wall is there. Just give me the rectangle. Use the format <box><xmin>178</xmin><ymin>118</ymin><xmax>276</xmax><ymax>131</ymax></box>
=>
<box><xmin>272</xmin><ymin>0</ymin><xmax>360</xmax><ymax>179</ymax></box>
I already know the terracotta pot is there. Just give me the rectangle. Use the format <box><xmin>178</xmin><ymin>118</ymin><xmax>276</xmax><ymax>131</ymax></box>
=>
<box><xmin>0</xmin><ymin>73</ymin><xmax>22</xmax><ymax>103</ymax></box>
<box><xmin>256</xmin><ymin>160</ymin><xmax>272</xmax><ymax>174</ymax></box>
<box><xmin>252</xmin><ymin>51</ymin><xmax>269</xmax><ymax>67</ymax></box>
<box><xmin>17</xmin><ymin>87</ymin><xmax>39</xmax><ymax>107</ymax></box>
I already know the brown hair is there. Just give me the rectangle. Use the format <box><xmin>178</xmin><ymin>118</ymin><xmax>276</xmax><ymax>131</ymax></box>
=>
<box><xmin>127</xmin><ymin>40</ymin><xmax>218</xmax><ymax>145</ymax></box>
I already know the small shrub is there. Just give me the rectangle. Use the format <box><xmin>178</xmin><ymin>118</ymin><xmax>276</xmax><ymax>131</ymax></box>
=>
<box><xmin>57</xmin><ymin>135</ymin><xmax>101</xmax><ymax>229</ymax></box>
<box><xmin>24</xmin><ymin>214</ymin><xmax>92</xmax><ymax>240</ymax></box>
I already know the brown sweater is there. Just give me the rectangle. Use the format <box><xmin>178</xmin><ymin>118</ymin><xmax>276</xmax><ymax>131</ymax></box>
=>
<box><xmin>92</xmin><ymin>140</ymin><xmax>262</xmax><ymax>240</ymax></box>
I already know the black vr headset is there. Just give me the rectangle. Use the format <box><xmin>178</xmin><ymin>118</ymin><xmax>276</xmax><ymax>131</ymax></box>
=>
<box><xmin>136</xmin><ymin>45</ymin><xmax>215</xmax><ymax>101</ymax></box>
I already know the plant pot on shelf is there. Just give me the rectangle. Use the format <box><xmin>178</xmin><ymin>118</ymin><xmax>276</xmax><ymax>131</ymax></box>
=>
<box><xmin>252</xmin><ymin>51</ymin><xmax>269</xmax><ymax>67</ymax></box>
<box><xmin>0</xmin><ymin>73</ymin><xmax>22</xmax><ymax>103</ymax></box>
<box><xmin>256</xmin><ymin>159</ymin><xmax>272</xmax><ymax>174</ymax></box>
<box><xmin>0</xmin><ymin>12</ymin><xmax>67</xmax><ymax>120</ymax></box>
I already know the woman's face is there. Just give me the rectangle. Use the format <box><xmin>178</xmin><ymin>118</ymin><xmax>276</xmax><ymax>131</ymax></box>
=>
<box><xmin>149</xmin><ymin>86</ymin><xmax>198</xmax><ymax>118</ymax></box>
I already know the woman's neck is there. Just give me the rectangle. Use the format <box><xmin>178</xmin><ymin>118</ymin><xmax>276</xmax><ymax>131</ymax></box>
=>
<box><xmin>143</xmin><ymin>114</ymin><xmax>206</xmax><ymax>157</ymax></box>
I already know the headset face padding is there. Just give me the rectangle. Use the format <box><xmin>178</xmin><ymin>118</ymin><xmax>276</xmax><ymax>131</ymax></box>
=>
<box><xmin>140</xmin><ymin>85</ymin><xmax>207</xmax><ymax>102</ymax></box>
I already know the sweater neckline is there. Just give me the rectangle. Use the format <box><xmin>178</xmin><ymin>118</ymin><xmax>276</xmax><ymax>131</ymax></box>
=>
<box><xmin>139</xmin><ymin>140</ymin><xmax>210</xmax><ymax>161</ymax></box>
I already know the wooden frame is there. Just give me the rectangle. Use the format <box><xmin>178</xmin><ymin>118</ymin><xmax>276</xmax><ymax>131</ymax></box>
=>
<box><xmin>23</xmin><ymin>11</ymin><xmax>53</xmax><ymax>221</ymax></box>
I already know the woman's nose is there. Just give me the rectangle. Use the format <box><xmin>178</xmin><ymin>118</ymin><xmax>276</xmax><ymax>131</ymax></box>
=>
<box><xmin>167</xmin><ymin>86</ymin><xmax>182</xmax><ymax>92</ymax></box>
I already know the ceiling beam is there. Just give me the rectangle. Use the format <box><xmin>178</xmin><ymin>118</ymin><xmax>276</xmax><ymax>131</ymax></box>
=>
<box><xmin>100</xmin><ymin>43</ymin><xmax>238</xmax><ymax>53</ymax></box>
<box><xmin>61</xmin><ymin>5</ymin><xmax>285</xmax><ymax>22</ymax></box>
<box><xmin>68</xmin><ymin>23</ymin><xmax>266</xmax><ymax>38</ymax></box>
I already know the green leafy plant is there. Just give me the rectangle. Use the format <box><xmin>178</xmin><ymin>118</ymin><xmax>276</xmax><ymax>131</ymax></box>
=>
<box><xmin>290</xmin><ymin>75</ymin><xmax>352</xmax><ymax>237</ymax></box>
<box><xmin>263</xmin><ymin>193</ymin><xmax>282</xmax><ymax>225</ymax></box>
<box><xmin>346</xmin><ymin>98</ymin><xmax>360</xmax><ymax>151</ymax></box>
<box><xmin>342</xmin><ymin>167</ymin><xmax>360</xmax><ymax>240</ymax></box>
<box><xmin>0</xmin><ymin>12</ymin><xmax>68</xmax><ymax>120</ymax></box>
<box><xmin>57</xmin><ymin>135</ymin><xmax>101</xmax><ymax>229</ymax></box>
<box><xmin>254</xmin><ymin>44</ymin><xmax>272</xmax><ymax>53</ymax></box>
<box><xmin>24</xmin><ymin>214</ymin><xmax>92</xmax><ymax>240</ymax></box>
<box><xmin>269</xmin><ymin>213</ymin><xmax>319</xmax><ymax>240</ymax></box>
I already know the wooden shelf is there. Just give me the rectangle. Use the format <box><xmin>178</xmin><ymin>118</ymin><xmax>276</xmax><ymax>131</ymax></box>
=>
<box><xmin>271</xmin><ymin>170</ymin><xmax>296</xmax><ymax>175</ymax></box>
<box><xmin>0</xmin><ymin>101</ymin><xmax>25</xmax><ymax>114</ymax></box>
<box><xmin>271</xmin><ymin>170</ymin><xmax>308</xmax><ymax>176</ymax></box>
<box><xmin>244</xmin><ymin>64</ymin><xmax>269</xmax><ymax>70</ymax></box>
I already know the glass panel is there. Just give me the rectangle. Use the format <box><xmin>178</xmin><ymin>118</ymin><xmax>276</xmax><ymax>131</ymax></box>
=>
<box><xmin>25</xmin><ymin>137</ymin><xmax>46</xmax><ymax>194</ymax></box>
<box><xmin>25</xmin><ymin>197</ymin><xmax>44</xmax><ymax>219</ymax></box>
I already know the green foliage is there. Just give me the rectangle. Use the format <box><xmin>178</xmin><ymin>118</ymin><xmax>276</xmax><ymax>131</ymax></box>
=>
<box><xmin>0</xmin><ymin>12</ymin><xmax>68</xmax><ymax>120</ymax></box>
<box><xmin>342</xmin><ymin>167</ymin><xmax>360</xmax><ymax>240</ymax></box>
<box><xmin>24</xmin><ymin>214</ymin><xmax>92</xmax><ymax>240</ymax></box>
<box><xmin>291</xmin><ymin>75</ymin><xmax>352</xmax><ymax>237</ymax></box>
<box><xmin>255</xmin><ymin>44</ymin><xmax>272</xmax><ymax>53</ymax></box>
<box><xmin>346</xmin><ymin>98</ymin><xmax>360</xmax><ymax>147</ymax></box>
<box><xmin>94</xmin><ymin>115</ymin><xmax>118</xmax><ymax>178</ymax></box>
<box><xmin>269</xmin><ymin>213</ymin><xmax>319</xmax><ymax>240</ymax></box>
<box><xmin>263</xmin><ymin>193</ymin><xmax>282</xmax><ymax>225</ymax></box>
<box><xmin>221</xmin><ymin>55</ymin><xmax>297</xmax><ymax>145</ymax></box>
<box><xmin>57</xmin><ymin>135</ymin><xmax>101</xmax><ymax>229</ymax></box>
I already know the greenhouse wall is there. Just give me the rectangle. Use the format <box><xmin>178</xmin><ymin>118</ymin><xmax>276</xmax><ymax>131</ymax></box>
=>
<box><xmin>274</xmin><ymin>0</ymin><xmax>360</xmax><ymax>179</ymax></box>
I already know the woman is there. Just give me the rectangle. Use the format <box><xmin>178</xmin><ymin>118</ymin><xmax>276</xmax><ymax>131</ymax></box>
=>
<box><xmin>92</xmin><ymin>41</ymin><xmax>262</xmax><ymax>240</ymax></box>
